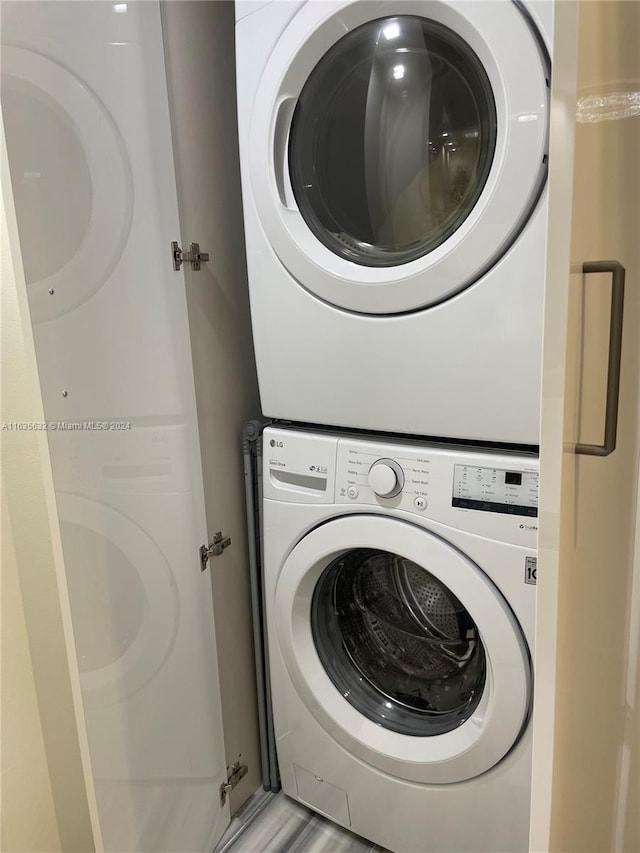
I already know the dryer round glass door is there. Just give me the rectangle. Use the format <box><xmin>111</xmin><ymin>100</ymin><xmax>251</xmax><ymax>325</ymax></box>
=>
<box><xmin>249</xmin><ymin>0</ymin><xmax>549</xmax><ymax>313</ymax></box>
<box><xmin>289</xmin><ymin>16</ymin><xmax>497</xmax><ymax>268</ymax></box>
<box><xmin>274</xmin><ymin>515</ymin><xmax>532</xmax><ymax>784</ymax></box>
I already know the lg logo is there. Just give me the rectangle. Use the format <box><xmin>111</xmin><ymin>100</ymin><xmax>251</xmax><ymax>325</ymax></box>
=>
<box><xmin>270</xmin><ymin>439</ymin><xmax>283</xmax><ymax>448</ymax></box>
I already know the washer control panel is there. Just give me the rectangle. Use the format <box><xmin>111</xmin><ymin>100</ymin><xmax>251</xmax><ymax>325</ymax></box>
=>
<box><xmin>334</xmin><ymin>436</ymin><xmax>539</xmax><ymax>545</ymax></box>
<box><xmin>453</xmin><ymin>465</ymin><xmax>538</xmax><ymax>517</ymax></box>
<box><xmin>264</xmin><ymin>427</ymin><xmax>337</xmax><ymax>504</ymax></box>
<box><xmin>338</xmin><ymin>443</ymin><xmax>430</xmax><ymax>503</ymax></box>
<box><xmin>368</xmin><ymin>458</ymin><xmax>405</xmax><ymax>498</ymax></box>
<box><xmin>264</xmin><ymin>427</ymin><xmax>539</xmax><ymax>545</ymax></box>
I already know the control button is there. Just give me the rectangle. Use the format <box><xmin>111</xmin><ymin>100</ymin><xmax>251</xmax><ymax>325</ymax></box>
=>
<box><xmin>414</xmin><ymin>496</ymin><xmax>427</xmax><ymax>511</ymax></box>
<box><xmin>368</xmin><ymin>458</ymin><xmax>405</xmax><ymax>498</ymax></box>
<box><xmin>347</xmin><ymin>485</ymin><xmax>359</xmax><ymax>499</ymax></box>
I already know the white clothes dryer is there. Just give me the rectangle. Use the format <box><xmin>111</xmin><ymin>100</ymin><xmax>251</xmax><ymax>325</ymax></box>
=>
<box><xmin>236</xmin><ymin>1</ymin><xmax>552</xmax><ymax>444</ymax></box>
<box><xmin>262</xmin><ymin>425</ymin><xmax>538</xmax><ymax>852</ymax></box>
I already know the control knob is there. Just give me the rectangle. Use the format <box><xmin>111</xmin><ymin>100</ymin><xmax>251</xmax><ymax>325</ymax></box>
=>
<box><xmin>368</xmin><ymin>458</ymin><xmax>404</xmax><ymax>498</ymax></box>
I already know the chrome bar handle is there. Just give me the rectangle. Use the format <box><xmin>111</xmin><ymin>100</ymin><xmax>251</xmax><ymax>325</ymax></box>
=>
<box><xmin>576</xmin><ymin>261</ymin><xmax>625</xmax><ymax>457</ymax></box>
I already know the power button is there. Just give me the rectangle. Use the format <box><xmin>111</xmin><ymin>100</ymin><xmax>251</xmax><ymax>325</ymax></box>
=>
<box><xmin>347</xmin><ymin>486</ymin><xmax>359</xmax><ymax>499</ymax></box>
<box><xmin>414</xmin><ymin>496</ymin><xmax>427</xmax><ymax>511</ymax></box>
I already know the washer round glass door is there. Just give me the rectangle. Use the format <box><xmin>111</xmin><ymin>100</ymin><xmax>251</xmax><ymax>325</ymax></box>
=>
<box><xmin>249</xmin><ymin>0</ymin><xmax>549</xmax><ymax>313</ymax></box>
<box><xmin>312</xmin><ymin>548</ymin><xmax>487</xmax><ymax>737</ymax></box>
<box><xmin>274</xmin><ymin>515</ymin><xmax>531</xmax><ymax>784</ymax></box>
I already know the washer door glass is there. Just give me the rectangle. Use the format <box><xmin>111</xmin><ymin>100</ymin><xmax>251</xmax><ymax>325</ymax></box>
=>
<box><xmin>289</xmin><ymin>15</ymin><xmax>497</xmax><ymax>268</ymax></box>
<box><xmin>312</xmin><ymin>548</ymin><xmax>486</xmax><ymax>736</ymax></box>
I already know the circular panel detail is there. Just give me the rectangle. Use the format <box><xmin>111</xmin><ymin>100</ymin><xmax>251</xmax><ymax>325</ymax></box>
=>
<box><xmin>63</xmin><ymin>522</ymin><xmax>146</xmax><ymax>672</ymax></box>
<box><xmin>289</xmin><ymin>16</ymin><xmax>497</xmax><ymax>267</ymax></box>
<box><xmin>275</xmin><ymin>515</ymin><xmax>531</xmax><ymax>783</ymax></box>
<box><xmin>1</xmin><ymin>47</ymin><xmax>133</xmax><ymax>324</ymax></box>
<box><xmin>249</xmin><ymin>0</ymin><xmax>549</xmax><ymax>313</ymax></box>
<box><xmin>57</xmin><ymin>493</ymin><xmax>179</xmax><ymax>708</ymax></box>
<box><xmin>2</xmin><ymin>82</ymin><xmax>93</xmax><ymax>283</ymax></box>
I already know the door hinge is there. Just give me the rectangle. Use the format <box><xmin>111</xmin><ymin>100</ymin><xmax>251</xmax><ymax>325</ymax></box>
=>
<box><xmin>220</xmin><ymin>760</ymin><xmax>248</xmax><ymax>806</ymax></box>
<box><xmin>200</xmin><ymin>532</ymin><xmax>231</xmax><ymax>570</ymax></box>
<box><xmin>172</xmin><ymin>240</ymin><xmax>210</xmax><ymax>271</ymax></box>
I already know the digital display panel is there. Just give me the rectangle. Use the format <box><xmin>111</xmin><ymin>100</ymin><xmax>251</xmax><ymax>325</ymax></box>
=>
<box><xmin>452</xmin><ymin>465</ymin><xmax>538</xmax><ymax>517</ymax></box>
<box><xmin>505</xmin><ymin>471</ymin><xmax>522</xmax><ymax>486</ymax></box>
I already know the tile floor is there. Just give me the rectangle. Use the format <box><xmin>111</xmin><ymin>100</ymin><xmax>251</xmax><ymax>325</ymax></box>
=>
<box><xmin>216</xmin><ymin>790</ymin><xmax>389</xmax><ymax>853</ymax></box>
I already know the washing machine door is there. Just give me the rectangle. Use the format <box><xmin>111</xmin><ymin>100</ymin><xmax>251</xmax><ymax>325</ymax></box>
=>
<box><xmin>274</xmin><ymin>515</ymin><xmax>531</xmax><ymax>783</ymax></box>
<box><xmin>249</xmin><ymin>0</ymin><xmax>548</xmax><ymax>314</ymax></box>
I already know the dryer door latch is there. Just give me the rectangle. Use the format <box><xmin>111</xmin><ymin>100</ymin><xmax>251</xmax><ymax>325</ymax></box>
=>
<box><xmin>172</xmin><ymin>240</ymin><xmax>210</xmax><ymax>271</ymax></box>
<box><xmin>200</xmin><ymin>532</ymin><xmax>231</xmax><ymax>570</ymax></box>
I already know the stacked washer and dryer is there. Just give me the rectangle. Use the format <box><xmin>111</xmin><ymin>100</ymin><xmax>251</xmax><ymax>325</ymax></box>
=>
<box><xmin>236</xmin><ymin>2</ymin><xmax>549</xmax><ymax>851</ymax></box>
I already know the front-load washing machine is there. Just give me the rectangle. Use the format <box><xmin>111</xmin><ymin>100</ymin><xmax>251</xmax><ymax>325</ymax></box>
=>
<box><xmin>262</xmin><ymin>425</ymin><xmax>538</xmax><ymax>852</ymax></box>
<box><xmin>236</xmin><ymin>1</ymin><xmax>551</xmax><ymax>445</ymax></box>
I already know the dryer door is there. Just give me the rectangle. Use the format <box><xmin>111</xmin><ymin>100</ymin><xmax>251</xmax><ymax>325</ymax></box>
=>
<box><xmin>249</xmin><ymin>0</ymin><xmax>549</xmax><ymax>314</ymax></box>
<box><xmin>274</xmin><ymin>515</ymin><xmax>531</xmax><ymax>783</ymax></box>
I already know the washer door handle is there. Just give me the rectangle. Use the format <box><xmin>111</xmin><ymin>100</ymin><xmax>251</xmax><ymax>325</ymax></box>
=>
<box><xmin>576</xmin><ymin>260</ymin><xmax>625</xmax><ymax>457</ymax></box>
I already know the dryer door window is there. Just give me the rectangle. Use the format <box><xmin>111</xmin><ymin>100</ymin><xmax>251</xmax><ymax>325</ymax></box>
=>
<box><xmin>289</xmin><ymin>16</ymin><xmax>497</xmax><ymax>268</ymax></box>
<box><xmin>248</xmin><ymin>0</ymin><xmax>549</xmax><ymax>313</ymax></box>
<box><xmin>311</xmin><ymin>548</ymin><xmax>486</xmax><ymax>736</ymax></box>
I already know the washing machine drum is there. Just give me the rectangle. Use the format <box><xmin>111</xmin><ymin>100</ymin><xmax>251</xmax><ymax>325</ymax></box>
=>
<box><xmin>249</xmin><ymin>1</ymin><xmax>549</xmax><ymax>313</ymax></box>
<box><xmin>312</xmin><ymin>549</ymin><xmax>486</xmax><ymax>737</ymax></box>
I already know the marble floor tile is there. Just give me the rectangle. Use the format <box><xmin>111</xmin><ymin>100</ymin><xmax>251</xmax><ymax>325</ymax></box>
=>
<box><xmin>216</xmin><ymin>790</ymin><xmax>390</xmax><ymax>853</ymax></box>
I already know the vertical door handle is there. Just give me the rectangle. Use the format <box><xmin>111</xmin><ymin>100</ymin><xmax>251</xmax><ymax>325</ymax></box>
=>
<box><xmin>575</xmin><ymin>261</ymin><xmax>625</xmax><ymax>456</ymax></box>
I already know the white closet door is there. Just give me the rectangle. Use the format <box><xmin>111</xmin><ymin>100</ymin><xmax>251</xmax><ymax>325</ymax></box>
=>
<box><xmin>533</xmin><ymin>2</ymin><xmax>640</xmax><ymax>851</ymax></box>
<box><xmin>1</xmin><ymin>2</ymin><xmax>229</xmax><ymax>850</ymax></box>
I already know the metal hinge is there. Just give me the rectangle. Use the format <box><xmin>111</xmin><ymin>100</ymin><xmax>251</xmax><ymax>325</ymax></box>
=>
<box><xmin>200</xmin><ymin>531</ymin><xmax>231</xmax><ymax>570</ymax></box>
<box><xmin>220</xmin><ymin>760</ymin><xmax>248</xmax><ymax>806</ymax></box>
<box><xmin>172</xmin><ymin>240</ymin><xmax>210</xmax><ymax>271</ymax></box>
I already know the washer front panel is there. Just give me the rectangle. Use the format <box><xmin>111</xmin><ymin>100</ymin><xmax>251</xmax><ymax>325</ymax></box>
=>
<box><xmin>274</xmin><ymin>515</ymin><xmax>531</xmax><ymax>783</ymax></box>
<box><xmin>249</xmin><ymin>0</ymin><xmax>549</xmax><ymax>313</ymax></box>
